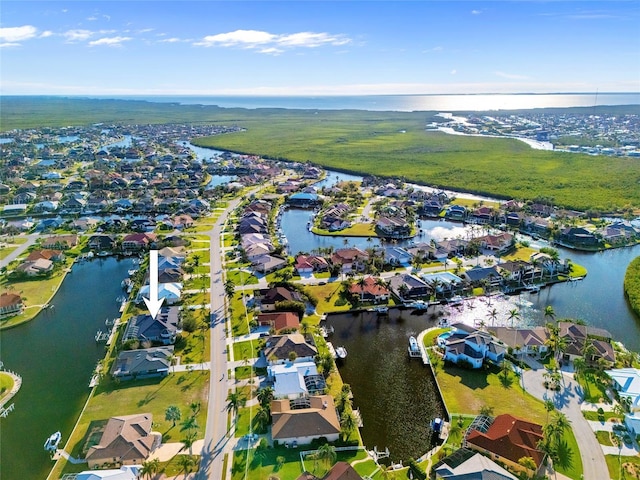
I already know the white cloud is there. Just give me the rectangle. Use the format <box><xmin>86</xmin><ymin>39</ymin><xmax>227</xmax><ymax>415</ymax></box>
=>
<box><xmin>471</xmin><ymin>10</ymin><xmax>482</xmax><ymax>15</ymax></box>
<box><xmin>89</xmin><ymin>36</ymin><xmax>132</xmax><ymax>47</ymax></box>
<box><xmin>195</xmin><ymin>29</ymin><xmax>351</xmax><ymax>52</ymax></box>
<box><xmin>40</xmin><ymin>31</ymin><xmax>53</xmax><ymax>38</ymax></box>
<box><xmin>159</xmin><ymin>37</ymin><xmax>182</xmax><ymax>43</ymax></box>
<box><xmin>87</xmin><ymin>16</ymin><xmax>98</xmax><ymax>21</ymax></box>
<box><xmin>0</xmin><ymin>25</ymin><xmax>38</xmax><ymax>43</ymax></box>
<box><xmin>63</xmin><ymin>29</ymin><xmax>95</xmax><ymax>42</ymax></box>
<box><xmin>495</xmin><ymin>71</ymin><xmax>530</xmax><ymax>80</ymax></box>
<box><xmin>451</xmin><ymin>69</ymin><xmax>457</xmax><ymax>75</ymax></box>
<box><xmin>0</xmin><ymin>42</ymin><xmax>22</xmax><ymax>48</ymax></box>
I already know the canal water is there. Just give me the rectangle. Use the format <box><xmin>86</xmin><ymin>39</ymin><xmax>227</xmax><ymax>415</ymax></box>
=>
<box><xmin>326</xmin><ymin>309</ymin><xmax>446</xmax><ymax>463</ymax></box>
<box><xmin>0</xmin><ymin>256</ymin><xmax>136</xmax><ymax>480</ymax></box>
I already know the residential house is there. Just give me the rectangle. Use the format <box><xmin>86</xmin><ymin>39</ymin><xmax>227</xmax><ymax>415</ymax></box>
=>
<box><xmin>0</xmin><ymin>292</ymin><xmax>23</xmax><ymax>318</ymax></box>
<box><xmin>442</xmin><ymin>325</ymin><xmax>505</xmax><ymax>368</ymax></box>
<box><xmin>331</xmin><ymin>247</ymin><xmax>369</xmax><ymax>274</ymax></box>
<box><xmin>298</xmin><ymin>462</ymin><xmax>364</xmax><ymax>480</ymax></box>
<box><xmin>445</xmin><ymin>205</ymin><xmax>467</xmax><ymax>221</ymax></box>
<box><xmin>294</xmin><ymin>254</ymin><xmax>329</xmax><ymax>275</ymax></box>
<box><xmin>470</xmin><ymin>206</ymin><xmax>496</xmax><ymax>224</ymax></box>
<box><xmin>268</xmin><ymin>361</ymin><xmax>326</xmax><ymax>399</ymax></box>
<box><xmin>17</xmin><ymin>258</ymin><xmax>54</xmax><ymax>276</ymax></box>
<box><xmin>478</xmin><ymin>232</ymin><xmax>514</xmax><ymax>253</ymax></box>
<box><xmin>26</xmin><ymin>249</ymin><xmax>64</xmax><ymax>263</ymax></box>
<box><xmin>348</xmin><ymin>276</ymin><xmax>391</xmax><ymax>302</ymax></box>
<box><xmin>464</xmin><ymin>414</ymin><xmax>546</xmax><ymax>477</ymax></box>
<box><xmin>75</xmin><ymin>466</ymin><xmax>140</xmax><ymax>480</ymax></box>
<box><xmin>382</xmin><ymin>246</ymin><xmax>412</xmax><ymax>266</ymax></box>
<box><xmin>560</xmin><ymin>227</ymin><xmax>599</xmax><ymax>247</ymax></box>
<box><xmin>558</xmin><ymin>321</ymin><xmax>615</xmax><ymax>365</ymax></box>
<box><xmin>257</xmin><ymin>312</ymin><xmax>301</xmax><ymax>332</ymax></box>
<box><xmin>42</xmin><ymin>235</ymin><xmax>78</xmax><ymax>250</ymax></box>
<box><xmin>376</xmin><ymin>216</ymin><xmax>411</xmax><ymax>237</ymax></box>
<box><xmin>496</xmin><ymin>260</ymin><xmax>536</xmax><ymax>286</ymax></box>
<box><xmin>263</xmin><ymin>334</ymin><xmax>318</xmax><ymax>365</ymax></box>
<box><xmin>271</xmin><ymin>395</ymin><xmax>341</xmax><ymax>445</ymax></box>
<box><xmin>252</xmin><ymin>254</ymin><xmax>288</xmax><ymax>274</ymax></box>
<box><xmin>258</xmin><ymin>286</ymin><xmax>304</xmax><ymax>312</ymax></box>
<box><xmin>85</xmin><ymin>413</ymin><xmax>160</xmax><ymax>468</ymax></box>
<box><xmin>137</xmin><ymin>283</ymin><xmax>182</xmax><ymax>305</ymax></box>
<box><xmin>490</xmin><ymin>327</ymin><xmax>550</xmax><ymax>357</ymax></box>
<box><xmin>421</xmin><ymin>272</ymin><xmax>464</xmax><ymax>299</ymax></box>
<box><xmin>433</xmin><ymin>448</ymin><xmax>517</xmax><ymax>480</ymax></box>
<box><xmin>88</xmin><ymin>234</ymin><xmax>118</xmax><ymax>253</ymax></box>
<box><xmin>387</xmin><ymin>273</ymin><xmax>430</xmax><ymax>300</ymax></box>
<box><xmin>406</xmin><ymin>242</ymin><xmax>436</xmax><ymax>262</ymax></box>
<box><xmin>605</xmin><ymin>368</ymin><xmax>640</xmax><ymax>409</ymax></box>
<box><xmin>437</xmin><ymin>239</ymin><xmax>468</xmax><ymax>257</ymax></box>
<box><xmin>462</xmin><ymin>266</ymin><xmax>503</xmax><ymax>289</ymax></box>
<box><xmin>122</xmin><ymin>307</ymin><xmax>179</xmax><ymax>345</ymax></box>
<box><xmin>111</xmin><ymin>346</ymin><xmax>174</xmax><ymax>381</ymax></box>
<box><xmin>122</xmin><ymin>233</ymin><xmax>156</xmax><ymax>251</ymax></box>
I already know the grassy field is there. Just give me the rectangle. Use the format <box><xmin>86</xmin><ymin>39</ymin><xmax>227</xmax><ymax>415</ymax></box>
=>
<box><xmin>3</xmin><ymin>97</ymin><xmax>639</xmax><ymax>211</ymax></box>
<box><xmin>0</xmin><ymin>372</ymin><xmax>15</xmax><ymax>401</ymax></box>
<box><xmin>305</xmin><ymin>282</ymin><xmax>353</xmax><ymax>314</ymax></box>
<box><xmin>606</xmin><ymin>454</ymin><xmax>640</xmax><ymax>480</ymax></box>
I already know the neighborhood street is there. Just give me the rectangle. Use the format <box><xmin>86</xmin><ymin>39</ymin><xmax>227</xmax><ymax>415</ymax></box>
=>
<box><xmin>522</xmin><ymin>363</ymin><xmax>611</xmax><ymax>480</ymax></box>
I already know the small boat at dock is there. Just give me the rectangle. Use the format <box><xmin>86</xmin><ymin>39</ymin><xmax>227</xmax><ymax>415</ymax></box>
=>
<box><xmin>408</xmin><ymin>336</ymin><xmax>421</xmax><ymax>357</ymax></box>
<box><xmin>44</xmin><ymin>431</ymin><xmax>61</xmax><ymax>452</ymax></box>
<box><xmin>335</xmin><ymin>346</ymin><xmax>348</xmax><ymax>359</ymax></box>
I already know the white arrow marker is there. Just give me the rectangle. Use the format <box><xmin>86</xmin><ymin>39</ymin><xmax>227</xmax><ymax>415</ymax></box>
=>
<box><xmin>143</xmin><ymin>250</ymin><xmax>165</xmax><ymax>319</ymax></box>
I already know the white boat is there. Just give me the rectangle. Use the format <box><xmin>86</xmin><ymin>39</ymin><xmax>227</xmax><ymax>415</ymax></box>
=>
<box><xmin>373</xmin><ymin>306</ymin><xmax>389</xmax><ymax>314</ymax></box>
<box><xmin>408</xmin><ymin>336</ymin><xmax>420</xmax><ymax>356</ymax></box>
<box><xmin>44</xmin><ymin>431</ymin><xmax>61</xmax><ymax>452</ymax></box>
<box><xmin>448</xmin><ymin>295</ymin><xmax>464</xmax><ymax>306</ymax></box>
<box><xmin>431</xmin><ymin>417</ymin><xmax>442</xmax><ymax>434</ymax></box>
<box><xmin>335</xmin><ymin>346</ymin><xmax>348</xmax><ymax>359</ymax></box>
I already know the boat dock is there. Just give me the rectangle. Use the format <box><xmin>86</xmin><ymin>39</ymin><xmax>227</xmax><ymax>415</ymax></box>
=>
<box><xmin>414</xmin><ymin>331</ymin><xmax>431</xmax><ymax>365</ymax></box>
<box><xmin>95</xmin><ymin>330</ymin><xmax>109</xmax><ymax>342</ymax></box>
<box><xmin>326</xmin><ymin>342</ymin><xmax>337</xmax><ymax>359</ymax></box>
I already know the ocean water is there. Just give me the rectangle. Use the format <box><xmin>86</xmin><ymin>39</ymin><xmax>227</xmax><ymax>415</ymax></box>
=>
<box><xmin>103</xmin><ymin>93</ymin><xmax>640</xmax><ymax>112</ymax></box>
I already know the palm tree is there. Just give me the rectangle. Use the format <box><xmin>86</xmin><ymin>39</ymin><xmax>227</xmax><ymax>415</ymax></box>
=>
<box><xmin>226</xmin><ymin>391</ymin><xmax>247</xmax><ymax>416</ymax></box>
<box><xmin>177</xmin><ymin>454</ymin><xmax>196</xmax><ymax>475</ymax></box>
<box><xmin>180</xmin><ymin>415</ymin><xmax>199</xmax><ymax>434</ymax></box>
<box><xmin>340</xmin><ymin>409</ymin><xmax>358</xmax><ymax>441</ymax></box>
<box><xmin>487</xmin><ymin>308</ymin><xmax>498</xmax><ymax>327</ymax></box>
<box><xmin>181</xmin><ymin>430</ymin><xmax>198</xmax><ymax>456</ymax></box>
<box><xmin>507</xmin><ymin>308</ymin><xmax>520</xmax><ymax>328</ymax></box>
<box><xmin>224</xmin><ymin>279</ymin><xmax>236</xmax><ymax>298</ymax></box>
<box><xmin>165</xmin><ymin>405</ymin><xmax>181</xmax><ymax>427</ymax></box>
<box><xmin>315</xmin><ymin>443</ymin><xmax>337</xmax><ymax>469</ymax></box>
<box><xmin>257</xmin><ymin>386</ymin><xmax>274</xmax><ymax>409</ymax></box>
<box><xmin>544</xmin><ymin>305</ymin><xmax>556</xmax><ymax>326</ymax></box>
<box><xmin>189</xmin><ymin>401</ymin><xmax>201</xmax><ymax>416</ymax></box>
<box><xmin>544</xmin><ymin>398</ymin><xmax>555</xmax><ymax>424</ymax></box>
<box><xmin>140</xmin><ymin>458</ymin><xmax>160</xmax><ymax>480</ymax></box>
<box><xmin>253</xmin><ymin>405</ymin><xmax>271</xmax><ymax>433</ymax></box>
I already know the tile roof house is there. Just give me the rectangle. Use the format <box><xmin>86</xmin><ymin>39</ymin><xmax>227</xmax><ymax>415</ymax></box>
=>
<box><xmin>331</xmin><ymin>247</ymin><xmax>369</xmax><ymax>273</ymax></box>
<box><xmin>271</xmin><ymin>395</ymin><xmax>340</xmax><ymax>445</ymax></box>
<box><xmin>465</xmin><ymin>414</ymin><xmax>546</xmax><ymax>477</ymax></box>
<box><xmin>298</xmin><ymin>462</ymin><xmax>363</xmax><ymax>480</ymax></box>
<box><xmin>258</xmin><ymin>286</ymin><xmax>304</xmax><ymax>312</ymax></box>
<box><xmin>122</xmin><ymin>307</ymin><xmax>179</xmax><ymax>345</ymax></box>
<box><xmin>268</xmin><ymin>361</ymin><xmax>326</xmax><ymax>399</ymax></box>
<box><xmin>0</xmin><ymin>292</ymin><xmax>24</xmax><ymax>318</ymax></box>
<box><xmin>42</xmin><ymin>234</ymin><xmax>78</xmax><ymax>250</ymax></box>
<box><xmin>490</xmin><ymin>327</ymin><xmax>550</xmax><ymax>356</ymax></box>
<box><xmin>558</xmin><ymin>321</ymin><xmax>615</xmax><ymax>365</ymax></box>
<box><xmin>386</xmin><ymin>273</ymin><xmax>430</xmax><ymax>299</ymax></box>
<box><xmin>122</xmin><ymin>233</ymin><xmax>156</xmax><ymax>251</ymax></box>
<box><xmin>85</xmin><ymin>413</ymin><xmax>160</xmax><ymax>468</ymax></box>
<box><xmin>263</xmin><ymin>334</ymin><xmax>318</xmax><ymax>365</ymax></box>
<box><xmin>257</xmin><ymin>312</ymin><xmax>301</xmax><ymax>333</ymax></box>
<box><xmin>26</xmin><ymin>249</ymin><xmax>64</xmax><ymax>262</ymax></box>
<box><xmin>111</xmin><ymin>346</ymin><xmax>174</xmax><ymax>381</ymax></box>
<box><xmin>348</xmin><ymin>276</ymin><xmax>391</xmax><ymax>302</ymax></box>
<box><xmin>17</xmin><ymin>257</ymin><xmax>54</xmax><ymax>276</ymax></box>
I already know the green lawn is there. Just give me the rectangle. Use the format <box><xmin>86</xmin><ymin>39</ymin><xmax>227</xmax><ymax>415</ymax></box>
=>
<box><xmin>305</xmin><ymin>283</ymin><xmax>353</xmax><ymax>314</ymax></box>
<box><xmin>0</xmin><ymin>372</ymin><xmax>15</xmax><ymax>401</ymax></box>
<box><xmin>576</xmin><ymin>370</ymin><xmax>612</xmax><ymax>404</ymax></box>
<box><xmin>227</xmin><ymin>269</ymin><xmax>259</xmax><ymax>286</ymax></box>
<box><xmin>313</xmin><ymin>223</ymin><xmax>378</xmax><ymax>237</ymax></box>
<box><xmin>555</xmin><ymin>427</ymin><xmax>583</xmax><ymax>480</ymax></box>
<box><xmin>233</xmin><ymin>340</ymin><xmax>261</xmax><ymax>362</ymax></box>
<box><xmin>422</xmin><ymin>328</ymin><xmax>450</xmax><ymax>348</ymax></box>
<box><xmin>596</xmin><ymin>430</ymin><xmax>615</xmax><ymax>446</ymax></box>
<box><xmin>605</xmin><ymin>454</ymin><xmax>640</xmax><ymax>480</ymax></box>
<box><xmin>52</xmin><ymin>370</ymin><xmax>210</xmax><ymax>478</ymax></box>
<box><xmin>430</xmin><ymin>353</ymin><xmax>547</xmax><ymax>424</ymax></box>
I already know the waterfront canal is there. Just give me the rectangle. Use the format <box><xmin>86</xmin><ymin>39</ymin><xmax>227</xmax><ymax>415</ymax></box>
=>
<box><xmin>327</xmin><ymin>309</ymin><xmax>446</xmax><ymax>463</ymax></box>
<box><xmin>0</xmin><ymin>257</ymin><xmax>136</xmax><ymax>480</ymax></box>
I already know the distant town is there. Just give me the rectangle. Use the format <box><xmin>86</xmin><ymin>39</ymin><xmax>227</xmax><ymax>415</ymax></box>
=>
<box><xmin>1</xmin><ymin>117</ymin><xmax>640</xmax><ymax>480</ymax></box>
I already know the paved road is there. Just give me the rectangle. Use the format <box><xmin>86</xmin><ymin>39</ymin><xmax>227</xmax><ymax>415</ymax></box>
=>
<box><xmin>0</xmin><ymin>233</ymin><xmax>40</xmax><ymax>268</ymax></box>
<box><xmin>522</xmin><ymin>366</ymin><xmax>611</xmax><ymax>480</ymax></box>
<box><xmin>196</xmin><ymin>192</ymin><xmax>259</xmax><ymax>480</ymax></box>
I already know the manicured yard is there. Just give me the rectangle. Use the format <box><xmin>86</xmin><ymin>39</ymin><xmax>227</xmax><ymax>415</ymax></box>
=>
<box><xmin>52</xmin><ymin>370</ymin><xmax>209</xmax><ymax>478</ymax></box>
<box><xmin>596</xmin><ymin>430</ymin><xmax>615</xmax><ymax>446</ymax></box>
<box><xmin>422</xmin><ymin>328</ymin><xmax>450</xmax><ymax>348</ymax></box>
<box><xmin>0</xmin><ymin>372</ymin><xmax>15</xmax><ymax>401</ymax></box>
<box><xmin>576</xmin><ymin>370</ymin><xmax>612</xmax><ymax>404</ymax></box>
<box><xmin>430</xmin><ymin>353</ymin><xmax>547</xmax><ymax>424</ymax></box>
<box><xmin>233</xmin><ymin>340</ymin><xmax>261</xmax><ymax>362</ymax></box>
<box><xmin>313</xmin><ymin>223</ymin><xmax>378</xmax><ymax>237</ymax></box>
<box><xmin>605</xmin><ymin>454</ymin><xmax>640</xmax><ymax>480</ymax></box>
<box><xmin>304</xmin><ymin>282</ymin><xmax>353</xmax><ymax>314</ymax></box>
<box><xmin>227</xmin><ymin>269</ymin><xmax>259</xmax><ymax>286</ymax></box>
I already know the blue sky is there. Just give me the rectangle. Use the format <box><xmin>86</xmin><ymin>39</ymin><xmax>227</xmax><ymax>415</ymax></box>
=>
<box><xmin>1</xmin><ymin>1</ymin><xmax>639</xmax><ymax>95</ymax></box>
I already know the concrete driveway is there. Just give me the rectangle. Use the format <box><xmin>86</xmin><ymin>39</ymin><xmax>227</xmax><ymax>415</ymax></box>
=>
<box><xmin>521</xmin><ymin>366</ymin><xmax>611</xmax><ymax>480</ymax></box>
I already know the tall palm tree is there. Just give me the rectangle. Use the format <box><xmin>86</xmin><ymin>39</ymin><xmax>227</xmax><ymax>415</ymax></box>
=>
<box><xmin>140</xmin><ymin>458</ymin><xmax>160</xmax><ymax>480</ymax></box>
<box><xmin>226</xmin><ymin>391</ymin><xmax>247</xmax><ymax>417</ymax></box>
<box><xmin>340</xmin><ymin>409</ymin><xmax>358</xmax><ymax>441</ymax></box>
<box><xmin>181</xmin><ymin>430</ymin><xmax>198</xmax><ymax>456</ymax></box>
<box><xmin>507</xmin><ymin>308</ymin><xmax>520</xmax><ymax>328</ymax></box>
<box><xmin>179</xmin><ymin>415</ymin><xmax>199</xmax><ymax>434</ymax></box>
<box><xmin>177</xmin><ymin>454</ymin><xmax>196</xmax><ymax>475</ymax></box>
<box><xmin>544</xmin><ymin>305</ymin><xmax>556</xmax><ymax>326</ymax></box>
<box><xmin>356</xmin><ymin>276</ymin><xmax>367</xmax><ymax>302</ymax></box>
<box><xmin>487</xmin><ymin>308</ymin><xmax>499</xmax><ymax>327</ymax></box>
<box><xmin>257</xmin><ymin>386</ymin><xmax>274</xmax><ymax>409</ymax></box>
<box><xmin>315</xmin><ymin>443</ymin><xmax>337</xmax><ymax>469</ymax></box>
